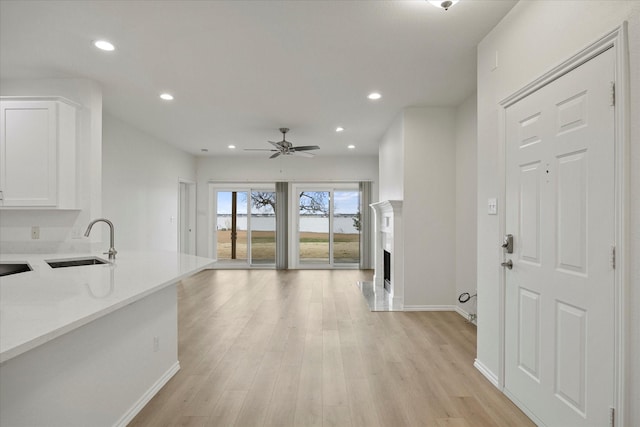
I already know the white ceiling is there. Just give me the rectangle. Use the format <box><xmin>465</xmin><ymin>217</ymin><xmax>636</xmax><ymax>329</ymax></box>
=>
<box><xmin>0</xmin><ymin>0</ymin><xmax>516</xmax><ymax>157</ymax></box>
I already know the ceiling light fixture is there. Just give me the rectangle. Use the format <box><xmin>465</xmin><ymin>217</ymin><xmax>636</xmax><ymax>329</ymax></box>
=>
<box><xmin>348</xmin><ymin>145</ymin><xmax>356</xmax><ymax>150</ymax></box>
<box><xmin>93</xmin><ymin>40</ymin><xmax>115</xmax><ymax>51</ymax></box>
<box><xmin>336</xmin><ymin>127</ymin><xmax>345</xmax><ymax>132</ymax></box>
<box><xmin>228</xmin><ymin>145</ymin><xmax>236</xmax><ymax>149</ymax></box>
<box><xmin>160</xmin><ymin>93</ymin><xmax>174</xmax><ymax>101</ymax></box>
<box><xmin>428</xmin><ymin>0</ymin><xmax>459</xmax><ymax>11</ymax></box>
<box><xmin>367</xmin><ymin>92</ymin><xmax>382</xmax><ymax>100</ymax></box>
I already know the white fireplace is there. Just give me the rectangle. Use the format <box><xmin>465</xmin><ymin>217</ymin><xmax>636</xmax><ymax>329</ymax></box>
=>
<box><xmin>370</xmin><ymin>200</ymin><xmax>403</xmax><ymax>309</ymax></box>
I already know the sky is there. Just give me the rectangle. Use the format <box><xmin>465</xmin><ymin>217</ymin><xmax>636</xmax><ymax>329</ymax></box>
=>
<box><xmin>216</xmin><ymin>191</ymin><xmax>359</xmax><ymax>215</ymax></box>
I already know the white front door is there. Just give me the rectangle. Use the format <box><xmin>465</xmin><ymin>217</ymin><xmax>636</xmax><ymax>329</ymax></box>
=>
<box><xmin>504</xmin><ymin>48</ymin><xmax>616</xmax><ymax>426</ymax></box>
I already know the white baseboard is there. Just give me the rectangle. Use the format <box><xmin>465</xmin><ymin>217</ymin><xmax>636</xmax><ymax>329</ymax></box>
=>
<box><xmin>403</xmin><ymin>305</ymin><xmax>456</xmax><ymax>312</ymax></box>
<box><xmin>473</xmin><ymin>359</ymin><xmax>500</xmax><ymax>389</ymax></box>
<box><xmin>114</xmin><ymin>361</ymin><xmax>181</xmax><ymax>427</ymax></box>
<box><xmin>503</xmin><ymin>388</ymin><xmax>547</xmax><ymax>426</ymax></box>
<box><xmin>454</xmin><ymin>305</ymin><xmax>468</xmax><ymax>318</ymax></box>
<box><xmin>392</xmin><ymin>295</ymin><xmax>404</xmax><ymax>309</ymax></box>
<box><xmin>454</xmin><ymin>306</ymin><xmax>477</xmax><ymax>325</ymax></box>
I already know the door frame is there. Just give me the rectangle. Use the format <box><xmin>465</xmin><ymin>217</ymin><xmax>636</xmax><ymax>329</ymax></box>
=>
<box><xmin>177</xmin><ymin>178</ymin><xmax>196</xmax><ymax>255</ymax></box>
<box><xmin>496</xmin><ymin>25</ymin><xmax>629</xmax><ymax>425</ymax></box>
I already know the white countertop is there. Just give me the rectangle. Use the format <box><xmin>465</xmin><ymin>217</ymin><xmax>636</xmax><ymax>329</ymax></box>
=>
<box><xmin>0</xmin><ymin>251</ymin><xmax>214</xmax><ymax>363</ymax></box>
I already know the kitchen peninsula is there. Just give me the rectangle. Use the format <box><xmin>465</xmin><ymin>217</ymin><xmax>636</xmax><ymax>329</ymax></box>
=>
<box><xmin>0</xmin><ymin>251</ymin><xmax>214</xmax><ymax>427</ymax></box>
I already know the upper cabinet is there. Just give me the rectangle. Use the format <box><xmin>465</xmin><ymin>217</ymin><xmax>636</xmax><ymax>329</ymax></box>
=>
<box><xmin>0</xmin><ymin>97</ymin><xmax>77</xmax><ymax>209</ymax></box>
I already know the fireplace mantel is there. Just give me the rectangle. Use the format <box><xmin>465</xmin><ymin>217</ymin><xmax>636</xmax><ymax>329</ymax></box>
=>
<box><xmin>370</xmin><ymin>200</ymin><xmax>403</xmax><ymax>309</ymax></box>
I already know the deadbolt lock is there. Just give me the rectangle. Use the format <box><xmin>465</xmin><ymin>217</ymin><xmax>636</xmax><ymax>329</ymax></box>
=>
<box><xmin>502</xmin><ymin>234</ymin><xmax>514</xmax><ymax>253</ymax></box>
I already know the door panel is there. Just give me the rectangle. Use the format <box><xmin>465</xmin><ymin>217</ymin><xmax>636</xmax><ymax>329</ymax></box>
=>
<box><xmin>504</xmin><ymin>48</ymin><xmax>615</xmax><ymax>426</ymax></box>
<box><xmin>333</xmin><ymin>190</ymin><xmax>360</xmax><ymax>264</ymax></box>
<box><xmin>250</xmin><ymin>190</ymin><xmax>276</xmax><ymax>265</ymax></box>
<box><xmin>555</xmin><ymin>301</ymin><xmax>587</xmax><ymax>415</ymax></box>
<box><xmin>519</xmin><ymin>162</ymin><xmax>542</xmax><ymax>264</ymax></box>
<box><xmin>216</xmin><ymin>191</ymin><xmax>249</xmax><ymax>263</ymax></box>
<box><xmin>557</xmin><ymin>152</ymin><xmax>587</xmax><ymax>274</ymax></box>
<box><xmin>518</xmin><ymin>288</ymin><xmax>540</xmax><ymax>382</ymax></box>
<box><xmin>298</xmin><ymin>190</ymin><xmax>330</xmax><ymax>264</ymax></box>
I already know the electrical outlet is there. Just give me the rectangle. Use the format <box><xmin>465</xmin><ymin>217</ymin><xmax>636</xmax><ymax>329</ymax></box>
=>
<box><xmin>31</xmin><ymin>226</ymin><xmax>40</xmax><ymax>240</ymax></box>
<box><xmin>153</xmin><ymin>336</ymin><xmax>160</xmax><ymax>352</ymax></box>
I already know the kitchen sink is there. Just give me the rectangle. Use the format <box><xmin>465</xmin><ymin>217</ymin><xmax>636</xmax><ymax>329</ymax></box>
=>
<box><xmin>46</xmin><ymin>257</ymin><xmax>109</xmax><ymax>269</ymax></box>
<box><xmin>0</xmin><ymin>263</ymin><xmax>32</xmax><ymax>277</ymax></box>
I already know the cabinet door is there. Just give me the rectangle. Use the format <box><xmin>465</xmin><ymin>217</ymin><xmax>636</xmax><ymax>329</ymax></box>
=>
<box><xmin>0</xmin><ymin>101</ymin><xmax>58</xmax><ymax>206</ymax></box>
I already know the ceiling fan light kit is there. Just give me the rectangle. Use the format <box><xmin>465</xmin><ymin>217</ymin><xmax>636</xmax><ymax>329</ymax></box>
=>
<box><xmin>428</xmin><ymin>0</ymin><xmax>459</xmax><ymax>11</ymax></box>
<box><xmin>245</xmin><ymin>128</ymin><xmax>320</xmax><ymax>159</ymax></box>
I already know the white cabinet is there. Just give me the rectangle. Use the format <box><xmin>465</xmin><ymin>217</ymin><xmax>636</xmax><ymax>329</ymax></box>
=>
<box><xmin>0</xmin><ymin>97</ymin><xmax>77</xmax><ymax>208</ymax></box>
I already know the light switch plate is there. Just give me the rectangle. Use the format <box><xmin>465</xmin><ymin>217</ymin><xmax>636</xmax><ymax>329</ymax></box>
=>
<box><xmin>487</xmin><ymin>198</ymin><xmax>497</xmax><ymax>215</ymax></box>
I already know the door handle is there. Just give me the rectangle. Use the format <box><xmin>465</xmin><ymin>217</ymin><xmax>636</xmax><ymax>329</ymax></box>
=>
<box><xmin>501</xmin><ymin>259</ymin><xmax>513</xmax><ymax>270</ymax></box>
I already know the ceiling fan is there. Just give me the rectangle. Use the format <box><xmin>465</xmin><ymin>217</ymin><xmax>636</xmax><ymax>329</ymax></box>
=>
<box><xmin>245</xmin><ymin>128</ymin><xmax>320</xmax><ymax>159</ymax></box>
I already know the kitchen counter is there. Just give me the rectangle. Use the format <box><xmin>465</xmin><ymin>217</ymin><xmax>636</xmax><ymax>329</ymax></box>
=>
<box><xmin>0</xmin><ymin>251</ymin><xmax>214</xmax><ymax>363</ymax></box>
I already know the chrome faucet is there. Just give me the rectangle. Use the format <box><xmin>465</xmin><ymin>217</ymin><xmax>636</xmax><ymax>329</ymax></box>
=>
<box><xmin>84</xmin><ymin>218</ymin><xmax>117</xmax><ymax>260</ymax></box>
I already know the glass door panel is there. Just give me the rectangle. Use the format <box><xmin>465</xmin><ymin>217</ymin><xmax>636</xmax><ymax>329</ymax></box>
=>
<box><xmin>250</xmin><ymin>191</ymin><xmax>276</xmax><ymax>265</ymax></box>
<box><xmin>216</xmin><ymin>191</ymin><xmax>248</xmax><ymax>263</ymax></box>
<box><xmin>333</xmin><ymin>190</ymin><xmax>360</xmax><ymax>264</ymax></box>
<box><xmin>298</xmin><ymin>190</ymin><xmax>330</xmax><ymax>264</ymax></box>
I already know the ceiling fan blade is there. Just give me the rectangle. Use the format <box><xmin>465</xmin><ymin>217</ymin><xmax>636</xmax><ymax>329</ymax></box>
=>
<box><xmin>269</xmin><ymin>152</ymin><xmax>281</xmax><ymax>159</ymax></box>
<box><xmin>292</xmin><ymin>151</ymin><xmax>314</xmax><ymax>158</ymax></box>
<box><xmin>292</xmin><ymin>145</ymin><xmax>320</xmax><ymax>151</ymax></box>
<box><xmin>244</xmin><ymin>148</ymin><xmax>278</xmax><ymax>152</ymax></box>
<box><xmin>268</xmin><ymin>141</ymin><xmax>282</xmax><ymax>148</ymax></box>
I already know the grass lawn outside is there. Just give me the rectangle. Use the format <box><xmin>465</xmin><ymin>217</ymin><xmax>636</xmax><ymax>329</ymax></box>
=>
<box><xmin>216</xmin><ymin>230</ymin><xmax>359</xmax><ymax>263</ymax></box>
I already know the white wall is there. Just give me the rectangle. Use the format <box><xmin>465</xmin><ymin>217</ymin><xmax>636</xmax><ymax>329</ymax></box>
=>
<box><xmin>0</xmin><ymin>285</ymin><xmax>178</xmax><ymax>427</ymax></box>
<box><xmin>402</xmin><ymin>107</ymin><xmax>456</xmax><ymax>308</ymax></box>
<box><xmin>378</xmin><ymin>113</ymin><xmax>404</xmax><ymax>201</ymax></box>
<box><xmin>0</xmin><ymin>78</ymin><xmax>102</xmax><ymax>253</ymax></box>
<box><xmin>102</xmin><ymin>113</ymin><xmax>196</xmax><ymax>252</ymax></box>
<box><xmin>195</xmin><ymin>155</ymin><xmax>379</xmax><ymax>257</ymax></box>
<box><xmin>630</xmin><ymin>8</ymin><xmax>640</xmax><ymax>427</ymax></box>
<box><xmin>455</xmin><ymin>95</ymin><xmax>477</xmax><ymax>317</ymax></box>
<box><xmin>476</xmin><ymin>2</ymin><xmax>640</xmax><ymax>424</ymax></box>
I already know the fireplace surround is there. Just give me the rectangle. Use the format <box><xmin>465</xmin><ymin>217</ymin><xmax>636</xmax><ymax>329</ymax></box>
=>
<box><xmin>383</xmin><ymin>250</ymin><xmax>391</xmax><ymax>292</ymax></box>
<box><xmin>370</xmin><ymin>200</ymin><xmax>403</xmax><ymax>308</ymax></box>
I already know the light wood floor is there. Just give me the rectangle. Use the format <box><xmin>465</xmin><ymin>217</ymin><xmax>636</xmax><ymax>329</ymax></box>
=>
<box><xmin>130</xmin><ymin>270</ymin><xmax>534</xmax><ymax>427</ymax></box>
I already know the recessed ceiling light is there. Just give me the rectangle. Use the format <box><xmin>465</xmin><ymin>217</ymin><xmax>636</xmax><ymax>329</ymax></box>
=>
<box><xmin>348</xmin><ymin>145</ymin><xmax>356</xmax><ymax>150</ymax></box>
<box><xmin>93</xmin><ymin>40</ymin><xmax>115</xmax><ymax>51</ymax></box>
<box><xmin>367</xmin><ymin>92</ymin><xmax>382</xmax><ymax>100</ymax></box>
<box><xmin>160</xmin><ymin>93</ymin><xmax>174</xmax><ymax>101</ymax></box>
<box><xmin>336</xmin><ymin>126</ymin><xmax>345</xmax><ymax>133</ymax></box>
<box><xmin>228</xmin><ymin>145</ymin><xmax>236</xmax><ymax>149</ymax></box>
<box><xmin>201</xmin><ymin>148</ymin><xmax>209</xmax><ymax>152</ymax></box>
<box><xmin>428</xmin><ymin>0</ymin><xmax>459</xmax><ymax>11</ymax></box>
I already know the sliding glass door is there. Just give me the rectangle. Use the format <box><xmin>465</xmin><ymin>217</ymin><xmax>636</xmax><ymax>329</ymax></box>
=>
<box><xmin>213</xmin><ymin>186</ymin><xmax>276</xmax><ymax>266</ymax></box>
<box><xmin>294</xmin><ymin>184</ymin><xmax>360</xmax><ymax>267</ymax></box>
<box><xmin>211</xmin><ymin>182</ymin><xmax>362</xmax><ymax>268</ymax></box>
